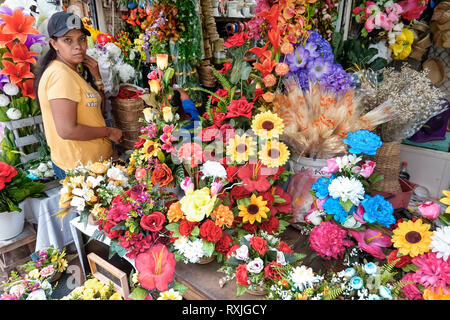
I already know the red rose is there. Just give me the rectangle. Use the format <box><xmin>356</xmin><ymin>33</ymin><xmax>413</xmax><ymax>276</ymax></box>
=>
<box><xmin>278</xmin><ymin>241</ymin><xmax>294</xmax><ymax>254</ymax></box>
<box><xmin>235</xmin><ymin>264</ymin><xmax>250</xmax><ymax>286</ymax></box>
<box><xmin>211</xmin><ymin>88</ymin><xmax>229</xmax><ymax>104</ymax></box>
<box><xmin>223</xmin><ymin>32</ymin><xmax>249</xmax><ymax>48</ymax></box>
<box><xmin>215</xmin><ymin>232</ymin><xmax>233</xmax><ymax>255</ymax></box>
<box><xmin>253</xmin><ymin>88</ymin><xmax>265</xmax><ymax>101</ymax></box>
<box><xmin>264</xmin><ymin>261</ymin><xmax>283</xmax><ymax>280</ymax></box>
<box><xmin>219</xmin><ymin>123</ymin><xmax>235</xmax><ymax>144</ymax></box>
<box><xmin>250</xmin><ymin>236</ymin><xmax>268</xmax><ymax>255</ymax></box>
<box><xmin>0</xmin><ymin>161</ymin><xmax>17</xmax><ymax>190</ymax></box>
<box><xmin>199</xmin><ymin>125</ymin><xmax>220</xmax><ymax>142</ymax></box>
<box><xmin>387</xmin><ymin>249</ymin><xmax>413</xmax><ymax>268</ymax></box>
<box><xmin>140</xmin><ymin>212</ymin><xmax>166</xmax><ymax>232</ymax></box>
<box><xmin>103</xmin><ymin>220</ymin><xmax>123</xmax><ymax>239</ymax></box>
<box><xmin>226</xmin><ymin>97</ymin><xmax>254</xmax><ymax>119</ymax></box>
<box><xmin>134</xmin><ymin>138</ymin><xmax>146</xmax><ymax>149</ymax></box>
<box><xmin>261</xmin><ymin>216</ymin><xmax>279</xmax><ymax>235</ymax></box>
<box><xmin>227</xmin><ymin>244</ymin><xmax>240</xmax><ymax>260</ymax></box>
<box><xmin>213</xmin><ymin>112</ymin><xmax>227</xmax><ymax>127</ymax></box>
<box><xmin>199</xmin><ymin>219</ymin><xmax>223</xmax><ymax>243</ymax></box>
<box><xmin>241</xmin><ymin>222</ymin><xmax>258</xmax><ymax>234</ymax></box>
<box><xmin>179</xmin><ymin>219</ymin><xmax>197</xmax><ymax>237</ymax></box>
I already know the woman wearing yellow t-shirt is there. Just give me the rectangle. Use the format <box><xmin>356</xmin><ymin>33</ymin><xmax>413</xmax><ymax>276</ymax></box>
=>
<box><xmin>35</xmin><ymin>11</ymin><xmax>122</xmax><ymax>179</ymax></box>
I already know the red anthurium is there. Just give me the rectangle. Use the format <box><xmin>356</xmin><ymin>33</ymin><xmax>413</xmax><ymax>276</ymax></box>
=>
<box><xmin>348</xmin><ymin>227</ymin><xmax>392</xmax><ymax>260</ymax></box>
<box><xmin>17</xmin><ymin>79</ymin><xmax>35</xmax><ymax>99</ymax></box>
<box><xmin>1</xmin><ymin>61</ymin><xmax>34</xmax><ymax>84</ymax></box>
<box><xmin>4</xmin><ymin>42</ymin><xmax>37</xmax><ymax>65</ymax></box>
<box><xmin>135</xmin><ymin>244</ymin><xmax>176</xmax><ymax>292</ymax></box>
<box><xmin>0</xmin><ymin>8</ymin><xmax>38</xmax><ymax>44</ymax></box>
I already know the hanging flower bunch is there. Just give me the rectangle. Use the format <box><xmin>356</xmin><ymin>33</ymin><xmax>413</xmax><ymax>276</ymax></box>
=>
<box><xmin>57</xmin><ymin>160</ymin><xmax>129</xmax><ymax>225</ymax></box>
<box><xmin>218</xmin><ymin>231</ymin><xmax>304</xmax><ymax>297</ymax></box>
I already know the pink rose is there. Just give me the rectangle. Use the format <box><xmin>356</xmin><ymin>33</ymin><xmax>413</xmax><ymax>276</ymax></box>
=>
<box><xmin>360</xmin><ymin>160</ymin><xmax>376</xmax><ymax>178</ymax></box>
<box><xmin>418</xmin><ymin>201</ymin><xmax>441</xmax><ymax>220</ymax></box>
<box><xmin>181</xmin><ymin>177</ymin><xmax>194</xmax><ymax>194</ymax></box>
<box><xmin>321</xmin><ymin>158</ymin><xmax>339</xmax><ymax>174</ymax></box>
<box><xmin>135</xmin><ymin>167</ymin><xmax>147</xmax><ymax>182</ymax></box>
<box><xmin>39</xmin><ymin>265</ymin><xmax>55</xmax><ymax>277</ymax></box>
<box><xmin>374</xmin><ymin>12</ymin><xmax>392</xmax><ymax>31</ymax></box>
<box><xmin>365</xmin><ymin>16</ymin><xmax>376</xmax><ymax>32</ymax></box>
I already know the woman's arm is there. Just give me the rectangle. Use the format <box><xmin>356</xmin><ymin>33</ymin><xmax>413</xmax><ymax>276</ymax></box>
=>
<box><xmin>49</xmin><ymin>98</ymin><xmax>122</xmax><ymax>143</ymax></box>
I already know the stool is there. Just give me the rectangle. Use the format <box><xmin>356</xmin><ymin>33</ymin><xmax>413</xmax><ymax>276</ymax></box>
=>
<box><xmin>0</xmin><ymin>223</ymin><xmax>36</xmax><ymax>279</ymax></box>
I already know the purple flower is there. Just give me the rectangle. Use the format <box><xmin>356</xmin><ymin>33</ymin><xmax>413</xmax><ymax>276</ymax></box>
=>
<box><xmin>320</xmin><ymin>64</ymin><xmax>353</xmax><ymax>93</ymax></box>
<box><xmin>0</xmin><ymin>73</ymin><xmax>9</xmax><ymax>91</ymax></box>
<box><xmin>308</xmin><ymin>57</ymin><xmax>332</xmax><ymax>81</ymax></box>
<box><xmin>285</xmin><ymin>46</ymin><xmax>310</xmax><ymax>72</ymax></box>
<box><xmin>24</xmin><ymin>34</ymin><xmax>47</xmax><ymax>50</ymax></box>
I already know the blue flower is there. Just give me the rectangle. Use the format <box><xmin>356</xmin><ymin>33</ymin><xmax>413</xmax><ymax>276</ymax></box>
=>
<box><xmin>361</xmin><ymin>194</ymin><xmax>396</xmax><ymax>228</ymax></box>
<box><xmin>343</xmin><ymin>130</ymin><xmax>383</xmax><ymax>156</ymax></box>
<box><xmin>368</xmin><ymin>294</ymin><xmax>381</xmax><ymax>300</ymax></box>
<box><xmin>320</xmin><ymin>64</ymin><xmax>353</xmax><ymax>93</ymax></box>
<box><xmin>323</xmin><ymin>197</ymin><xmax>354</xmax><ymax>224</ymax></box>
<box><xmin>307</xmin><ymin>57</ymin><xmax>332</xmax><ymax>81</ymax></box>
<box><xmin>343</xmin><ymin>268</ymin><xmax>356</xmax><ymax>279</ymax></box>
<box><xmin>378</xmin><ymin>286</ymin><xmax>392</xmax><ymax>300</ymax></box>
<box><xmin>363</xmin><ymin>262</ymin><xmax>378</xmax><ymax>275</ymax></box>
<box><xmin>285</xmin><ymin>46</ymin><xmax>310</xmax><ymax>73</ymax></box>
<box><xmin>27</xmin><ymin>173</ymin><xmax>39</xmax><ymax>181</ymax></box>
<box><xmin>349</xmin><ymin>276</ymin><xmax>364</xmax><ymax>290</ymax></box>
<box><xmin>311</xmin><ymin>176</ymin><xmax>334</xmax><ymax>200</ymax></box>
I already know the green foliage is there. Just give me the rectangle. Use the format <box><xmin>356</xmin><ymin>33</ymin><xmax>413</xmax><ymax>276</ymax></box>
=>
<box><xmin>323</xmin><ymin>286</ymin><xmax>345</xmax><ymax>300</ymax></box>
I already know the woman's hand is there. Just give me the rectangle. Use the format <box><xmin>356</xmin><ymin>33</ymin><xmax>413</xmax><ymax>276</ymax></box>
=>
<box><xmin>106</xmin><ymin>127</ymin><xmax>123</xmax><ymax>144</ymax></box>
<box><xmin>83</xmin><ymin>55</ymin><xmax>102</xmax><ymax>81</ymax></box>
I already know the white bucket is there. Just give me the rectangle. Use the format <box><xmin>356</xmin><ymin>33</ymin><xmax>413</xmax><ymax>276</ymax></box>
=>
<box><xmin>0</xmin><ymin>210</ymin><xmax>25</xmax><ymax>241</ymax></box>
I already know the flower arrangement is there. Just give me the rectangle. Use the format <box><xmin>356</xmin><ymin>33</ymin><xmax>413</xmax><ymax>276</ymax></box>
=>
<box><xmin>0</xmin><ymin>161</ymin><xmax>45</xmax><ymax>213</ymax></box>
<box><xmin>19</xmin><ymin>245</ymin><xmax>68</xmax><ymax>281</ymax></box>
<box><xmin>26</xmin><ymin>159</ymin><xmax>55</xmax><ymax>181</ymax></box>
<box><xmin>0</xmin><ymin>271</ymin><xmax>53</xmax><ymax>300</ymax></box>
<box><xmin>219</xmin><ymin>231</ymin><xmax>305</xmax><ymax>297</ymax></box>
<box><xmin>61</xmin><ymin>277</ymin><xmax>122</xmax><ymax>300</ymax></box>
<box><xmin>57</xmin><ymin>160</ymin><xmax>129</xmax><ymax>225</ymax></box>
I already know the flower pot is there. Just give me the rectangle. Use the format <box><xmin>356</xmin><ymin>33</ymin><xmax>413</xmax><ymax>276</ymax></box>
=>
<box><xmin>246</xmin><ymin>285</ymin><xmax>267</xmax><ymax>296</ymax></box>
<box><xmin>197</xmin><ymin>256</ymin><xmax>215</xmax><ymax>264</ymax></box>
<box><xmin>287</xmin><ymin>155</ymin><xmax>328</xmax><ymax>225</ymax></box>
<box><xmin>0</xmin><ymin>210</ymin><xmax>25</xmax><ymax>240</ymax></box>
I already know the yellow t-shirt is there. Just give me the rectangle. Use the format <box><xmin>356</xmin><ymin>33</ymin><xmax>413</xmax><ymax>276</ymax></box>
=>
<box><xmin>38</xmin><ymin>60</ymin><xmax>112</xmax><ymax>171</ymax></box>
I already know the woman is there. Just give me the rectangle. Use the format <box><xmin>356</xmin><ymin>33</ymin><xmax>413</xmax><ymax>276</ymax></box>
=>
<box><xmin>35</xmin><ymin>11</ymin><xmax>122</xmax><ymax>179</ymax></box>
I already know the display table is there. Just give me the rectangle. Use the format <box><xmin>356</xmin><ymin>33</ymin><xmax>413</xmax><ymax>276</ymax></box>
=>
<box><xmin>20</xmin><ymin>187</ymin><xmax>77</xmax><ymax>252</ymax></box>
<box><xmin>69</xmin><ymin>216</ymin><xmax>307</xmax><ymax>300</ymax></box>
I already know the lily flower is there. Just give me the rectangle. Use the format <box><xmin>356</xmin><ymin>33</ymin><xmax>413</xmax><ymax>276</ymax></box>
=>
<box><xmin>17</xmin><ymin>79</ymin><xmax>35</xmax><ymax>99</ymax></box>
<box><xmin>349</xmin><ymin>227</ymin><xmax>392</xmax><ymax>260</ymax></box>
<box><xmin>0</xmin><ymin>61</ymin><xmax>34</xmax><ymax>84</ymax></box>
<box><xmin>3</xmin><ymin>42</ymin><xmax>37</xmax><ymax>64</ymax></box>
<box><xmin>0</xmin><ymin>8</ymin><xmax>38</xmax><ymax>44</ymax></box>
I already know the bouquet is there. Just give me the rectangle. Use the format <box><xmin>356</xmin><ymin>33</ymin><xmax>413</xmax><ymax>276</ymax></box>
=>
<box><xmin>61</xmin><ymin>277</ymin><xmax>122</xmax><ymax>300</ymax></box>
<box><xmin>0</xmin><ymin>161</ymin><xmax>46</xmax><ymax>213</ymax></box>
<box><xmin>19</xmin><ymin>245</ymin><xmax>68</xmax><ymax>281</ymax></box>
<box><xmin>0</xmin><ymin>271</ymin><xmax>53</xmax><ymax>300</ymax></box>
<box><xmin>58</xmin><ymin>160</ymin><xmax>129</xmax><ymax>225</ymax></box>
<box><xmin>26</xmin><ymin>159</ymin><xmax>55</xmax><ymax>181</ymax></box>
<box><xmin>219</xmin><ymin>231</ymin><xmax>305</xmax><ymax>297</ymax></box>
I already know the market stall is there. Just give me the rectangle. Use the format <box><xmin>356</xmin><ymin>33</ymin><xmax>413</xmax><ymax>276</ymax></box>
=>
<box><xmin>0</xmin><ymin>0</ymin><xmax>449</xmax><ymax>302</ymax></box>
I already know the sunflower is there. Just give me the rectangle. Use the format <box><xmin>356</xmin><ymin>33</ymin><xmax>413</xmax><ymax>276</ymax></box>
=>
<box><xmin>440</xmin><ymin>190</ymin><xmax>450</xmax><ymax>213</ymax></box>
<box><xmin>251</xmin><ymin>111</ymin><xmax>285</xmax><ymax>138</ymax></box>
<box><xmin>258</xmin><ymin>140</ymin><xmax>290</xmax><ymax>168</ymax></box>
<box><xmin>142</xmin><ymin>140</ymin><xmax>161</xmax><ymax>160</ymax></box>
<box><xmin>392</xmin><ymin>219</ymin><xmax>433</xmax><ymax>257</ymax></box>
<box><xmin>238</xmin><ymin>194</ymin><xmax>270</xmax><ymax>224</ymax></box>
<box><xmin>226</xmin><ymin>134</ymin><xmax>257</xmax><ymax>163</ymax></box>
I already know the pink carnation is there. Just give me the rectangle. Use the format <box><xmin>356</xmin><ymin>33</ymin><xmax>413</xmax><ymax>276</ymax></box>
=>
<box><xmin>39</xmin><ymin>265</ymin><xmax>55</xmax><ymax>277</ymax></box>
<box><xmin>309</xmin><ymin>221</ymin><xmax>353</xmax><ymax>260</ymax></box>
<box><xmin>400</xmin><ymin>272</ymin><xmax>423</xmax><ymax>300</ymax></box>
<box><xmin>412</xmin><ymin>252</ymin><xmax>450</xmax><ymax>294</ymax></box>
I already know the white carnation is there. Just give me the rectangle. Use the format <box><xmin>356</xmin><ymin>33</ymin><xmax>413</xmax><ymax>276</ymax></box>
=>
<box><xmin>200</xmin><ymin>161</ymin><xmax>227</xmax><ymax>180</ymax></box>
<box><xmin>328</xmin><ymin>176</ymin><xmax>365</xmax><ymax>206</ymax></box>
<box><xmin>246</xmin><ymin>258</ymin><xmax>264</xmax><ymax>274</ymax></box>
<box><xmin>3</xmin><ymin>83</ymin><xmax>19</xmax><ymax>96</ymax></box>
<box><xmin>289</xmin><ymin>266</ymin><xmax>321</xmax><ymax>291</ymax></box>
<box><xmin>116</xmin><ymin>63</ymin><xmax>136</xmax><ymax>83</ymax></box>
<box><xmin>0</xmin><ymin>94</ymin><xmax>10</xmax><ymax>107</ymax></box>
<box><xmin>174</xmin><ymin>238</ymin><xmax>205</xmax><ymax>264</ymax></box>
<box><xmin>6</xmin><ymin>107</ymin><xmax>21</xmax><ymax>120</ymax></box>
<box><xmin>430</xmin><ymin>226</ymin><xmax>450</xmax><ymax>261</ymax></box>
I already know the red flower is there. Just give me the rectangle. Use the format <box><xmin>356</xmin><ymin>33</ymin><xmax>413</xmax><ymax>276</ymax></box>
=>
<box><xmin>237</xmin><ymin>162</ymin><xmax>274</xmax><ymax>193</ymax></box>
<box><xmin>253</xmin><ymin>88</ymin><xmax>265</xmax><ymax>102</ymax></box>
<box><xmin>3</xmin><ymin>42</ymin><xmax>37</xmax><ymax>64</ymax></box>
<box><xmin>135</xmin><ymin>244</ymin><xmax>176</xmax><ymax>292</ymax></box>
<box><xmin>213</xmin><ymin>112</ymin><xmax>228</xmax><ymax>127</ymax></box>
<box><xmin>179</xmin><ymin>219</ymin><xmax>197</xmax><ymax>237</ymax></box>
<box><xmin>0</xmin><ymin>8</ymin><xmax>38</xmax><ymax>44</ymax></box>
<box><xmin>215</xmin><ymin>232</ymin><xmax>233</xmax><ymax>255</ymax></box>
<box><xmin>219</xmin><ymin>124</ymin><xmax>235</xmax><ymax>144</ymax></box>
<box><xmin>235</xmin><ymin>264</ymin><xmax>250</xmax><ymax>286</ymax></box>
<box><xmin>387</xmin><ymin>249</ymin><xmax>413</xmax><ymax>268</ymax></box>
<box><xmin>226</xmin><ymin>165</ymin><xmax>240</xmax><ymax>182</ymax></box>
<box><xmin>261</xmin><ymin>216</ymin><xmax>280</xmax><ymax>235</ymax></box>
<box><xmin>199</xmin><ymin>125</ymin><xmax>220</xmax><ymax>143</ymax></box>
<box><xmin>248</xmin><ymin>43</ymin><xmax>271</xmax><ymax>61</ymax></box>
<box><xmin>278</xmin><ymin>241</ymin><xmax>294</xmax><ymax>254</ymax></box>
<box><xmin>267</xmin><ymin>29</ymin><xmax>281</xmax><ymax>54</ymax></box>
<box><xmin>199</xmin><ymin>219</ymin><xmax>223</xmax><ymax>243</ymax></box>
<box><xmin>227</xmin><ymin>243</ymin><xmax>240</xmax><ymax>259</ymax></box>
<box><xmin>140</xmin><ymin>211</ymin><xmax>166</xmax><ymax>232</ymax></box>
<box><xmin>177</xmin><ymin>143</ymin><xmax>203</xmax><ymax>168</ymax></box>
<box><xmin>107</xmin><ymin>201</ymin><xmax>132</xmax><ymax>223</ymax></box>
<box><xmin>1</xmin><ymin>61</ymin><xmax>34</xmax><ymax>84</ymax></box>
<box><xmin>134</xmin><ymin>138</ymin><xmax>146</xmax><ymax>149</ymax></box>
<box><xmin>253</xmin><ymin>58</ymin><xmax>276</xmax><ymax>77</ymax></box>
<box><xmin>258</xmin><ymin>4</ymin><xmax>281</xmax><ymax>29</ymax></box>
<box><xmin>120</xmin><ymin>232</ymin><xmax>154</xmax><ymax>260</ymax></box>
<box><xmin>264</xmin><ymin>261</ymin><xmax>283</xmax><ymax>280</ymax></box>
<box><xmin>0</xmin><ymin>161</ymin><xmax>17</xmax><ymax>190</ymax></box>
<box><xmin>211</xmin><ymin>88</ymin><xmax>228</xmax><ymax>104</ymax></box>
<box><xmin>250</xmin><ymin>236</ymin><xmax>268</xmax><ymax>255</ymax></box>
<box><xmin>218</xmin><ymin>62</ymin><xmax>233</xmax><ymax>74</ymax></box>
<box><xmin>223</xmin><ymin>31</ymin><xmax>249</xmax><ymax>48</ymax></box>
<box><xmin>17</xmin><ymin>79</ymin><xmax>35</xmax><ymax>99</ymax></box>
<box><xmin>262</xmin><ymin>185</ymin><xmax>293</xmax><ymax>215</ymax></box>
<box><xmin>226</xmin><ymin>97</ymin><xmax>254</xmax><ymax>119</ymax></box>
<box><xmin>230</xmin><ymin>185</ymin><xmax>252</xmax><ymax>200</ymax></box>
<box><xmin>102</xmin><ymin>220</ymin><xmax>123</xmax><ymax>239</ymax></box>
<box><xmin>241</xmin><ymin>222</ymin><xmax>258</xmax><ymax>234</ymax></box>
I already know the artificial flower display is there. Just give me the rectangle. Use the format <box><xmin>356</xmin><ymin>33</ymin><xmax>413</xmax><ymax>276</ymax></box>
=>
<box><xmin>391</xmin><ymin>219</ymin><xmax>433</xmax><ymax>257</ymax></box>
<box><xmin>20</xmin><ymin>245</ymin><xmax>68</xmax><ymax>281</ymax></box>
<box><xmin>61</xmin><ymin>277</ymin><xmax>122</xmax><ymax>300</ymax></box>
<box><xmin>0</xmin><ymin>270</ymin><xmax>53</xmax><ymax>300</ymax></box>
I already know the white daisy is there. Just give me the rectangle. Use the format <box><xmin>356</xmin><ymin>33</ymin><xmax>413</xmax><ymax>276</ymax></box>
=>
<box><xmin>430</xmin><ymin>226</ymin><xmax>450</xmax><ymax>261</ymax></box>
<box><xmin>328</xmin><ymin>176</ymin><xmax>365</xmax><ymax>206</ymax></box>
<box><xmin>289</xmin><ymin>266</ymin><xmax>321</xmax><ymax>291</ymax></box>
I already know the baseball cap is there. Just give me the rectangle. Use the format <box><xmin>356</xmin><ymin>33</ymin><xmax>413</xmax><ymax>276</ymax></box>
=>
<box><xmin>47</xmin><ymin>11</ymin><xmax>91</xmax><ymax>38</ymax></box>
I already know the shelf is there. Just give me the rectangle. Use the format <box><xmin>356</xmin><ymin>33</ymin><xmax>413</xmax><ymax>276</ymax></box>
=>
<box><xmin>213</xmin><ymin>16</ymin><xmax>253</xmax><ymax>22</ymax></box>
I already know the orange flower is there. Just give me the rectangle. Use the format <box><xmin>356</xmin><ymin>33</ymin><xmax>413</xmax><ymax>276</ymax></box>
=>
<box><xmin>259</xmin><ymin>4</ymin><xmax>281</xmax><ymax>29</ymax></box>
<box><xmin>3</xmin><ymin>42</ymin><xmax>37</xmax><ymax>65</ymax></box>
<box><xmin>211</xmin><ymin>204</ymin><xmax>234</xmax><ymax>229</ymax></box>
<box><xmin>17</xmin><ymin>79</ymin><xmax>35</xmax><ymax>99</ymax></box>
<box><xmin>0</xmin><ymin>8</ymin><xmax>38</xmax><ymax>44</ymax></box>
<box><xmin>167</xmin><ymin>202</ymin><xmax>183</xmax><ymax>223</ymax></box>
<box><xmin>263</xmin><ymin>74</ymin><xmax>277</xmax><ymax>87</ymax></box>
<box><xmin>275</xmin><ymin>62</ymin><xmax>289</xmax><ymax>76</ymax></box>
<box><xmin>0</xmin><ymin>61</ymin><xmax>34</xmax><ymax>84</ymax></box>
<box><xmin>268</xmin><ymin>28</ymin><xmax>281</xmax><ymax>54</ymax></box>
<box><xmin>151</xmin><ymin>163</ymin><xmax>174</xmax><ymax>188</ymax></box>
<box><xmin>253</xmin><ymin>58</ymin><xmax>276</xmax><ymax>77</ymax></box>
<box><xmin>280</xmin><ymin>42</ymin><xmax>294</xmax><ymax>55</ymax></box>
<box><xmin>262</xmin><ymin>92</ymin><xmax>275</xmax><ymax>103</ymax></box>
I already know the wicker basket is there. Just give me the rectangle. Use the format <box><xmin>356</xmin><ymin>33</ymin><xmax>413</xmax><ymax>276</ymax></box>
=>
<box><xmin>197</xmin><ymin>256</ymin><xmax>215</xmax><ymax>264</ymax></box>
<box><xmin>369</xmin><ymin>140</ymin><xmax>402</xmax><ymax>193</ymax></box>
<box><xmin>246</xmin><ymin>286</ymin><xmax>268</xmax><ymax>296</ymax></box>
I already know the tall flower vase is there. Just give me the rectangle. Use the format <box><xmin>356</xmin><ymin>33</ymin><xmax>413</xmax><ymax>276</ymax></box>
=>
<box><xmin>287</xmin><ymin>155</ymin><xmax>329</xmax><ymax>226</ymax></box>
<box><xmin>0</xmin><ymin>210</ymin><xmax>25</xmax><ymax>240</ymax></box>
<box><xmin>369</xmin><ymin>140</ymin><xmax>402</xmax><ymax>193</ymax></box>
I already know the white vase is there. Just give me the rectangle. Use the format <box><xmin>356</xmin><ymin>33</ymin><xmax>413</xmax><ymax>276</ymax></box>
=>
<box><xmin>0</xmin><ymin>210</ymin><xmax>25</xmax><ymax>240</ymax></box>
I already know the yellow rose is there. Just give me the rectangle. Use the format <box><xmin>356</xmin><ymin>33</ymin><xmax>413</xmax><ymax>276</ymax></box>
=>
<box><xmin>162</xmin><ymin>106</ymin><xmax>173</xmax><ymax>122</ymax></box>
<box><xmin>82</xmin><ymin>288</ymin><xmax>95</xmax><ymax>300</ymax></box>
<box><xmin>71</xmin><ymin>287</ymin><xmax>84</xmax><ymax>298</ymax></box>
<box><xmin>149</xmin><ymin>79</ymin><xmax>161</xmax><ymax>94</ymax></box>
<box><xmin>109</xmin><ymin>292</ymin><xmax>122</xmax><ymax>300</ymax></box>
<box><xmin>142</xmin><ymin>108</ymin><xmax>154</xmax><ymax>122</ymax></box>
<box><xmin>156</xmin><ymin>53</ymin><xmax>168</xmax><ymax>70</ymax></box>
<box><xmin>180</xmin><ymin>188</ymin><xmax>216</xmax><ymax>222</ymax></box>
